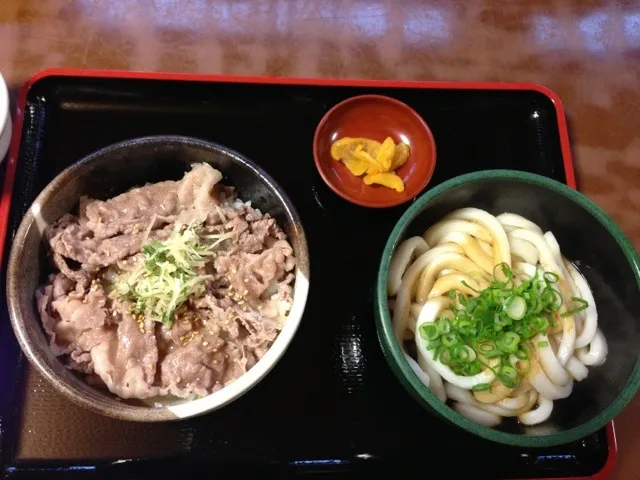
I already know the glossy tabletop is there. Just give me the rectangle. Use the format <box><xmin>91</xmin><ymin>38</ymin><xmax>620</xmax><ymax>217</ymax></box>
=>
<box><xmin>0</xmin><ymin>1</ymin><xmax>638</xmax><ymax>478</ymax></box>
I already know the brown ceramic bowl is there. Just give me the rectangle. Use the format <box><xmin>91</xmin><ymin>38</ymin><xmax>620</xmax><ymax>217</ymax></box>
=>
<box><xmin>313</xmin><ymin>94</ymin><xmax>437</xmax><ymax>208</ymax></box>
<box><xmin>6</xmin><ymin>135</ymin><xmax>310</xmax><ymax>422</ymax></box>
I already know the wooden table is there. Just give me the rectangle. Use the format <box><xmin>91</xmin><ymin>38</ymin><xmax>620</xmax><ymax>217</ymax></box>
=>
<box><xmin>1</xmin><ymin>1</ymin><xmax>638</xmax><ymax>478</ymax></box>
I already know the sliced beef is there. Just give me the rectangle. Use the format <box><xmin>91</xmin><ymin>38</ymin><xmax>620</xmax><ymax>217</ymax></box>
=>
<box><xmin>215</xmin><ymin>239</ymin><xmax>295</xmax><ymax>300</ymax></box>
<box><xmin>51</xmin><ymin>273</ymin><xmax>75</xmax><ymax>300</ymax></box>
<box><xmin>160</xmin><ymin>341</ymin><xmax>217</xmax><ymax>398</ymax></box>
<box><xmin>47</xmin><ymin>218</ymin><xmax>97</xmax><ymax>264</ymax></box>
<box><xmin>49</xmin><ymin>288</ymin><xmax>109</xmax><ymax>353</ymax></box>
<box><xmin>52</xmin><ymin>253</ymin><xmax>93</xmax><ymax>288</ymax></box>
<box><xmin>91</xmin><ymin>314</ymin><xmax>160</xmax><ymax>399</ymax></box>
<box><xmin>84</xmin><ymin>181</ymin><xmax>179</xmax><ymax>239</ymax></box>
<box><xmin>35</xmin><ymin>285</ymin><xmax>66</xmax><ymax>355</ymax></box>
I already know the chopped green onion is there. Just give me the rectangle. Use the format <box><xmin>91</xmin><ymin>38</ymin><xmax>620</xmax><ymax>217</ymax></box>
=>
<box><xmin>561</xmin><ymin>297</ymin><xmax>589</xmax><ymax>317</ymax></box>
<box><xmin>111</xmin><ymin>223</ymin><xmax>229</xmax><ymax>326</ymax></box>
<box><xmin>437</xmin><ymin>318</ymin><xmax>451</xmax><ymax>335</ymax></box>
<box><xmin>494</xmin><ymin>314</ymin><xmax>510</xmax><ymax>329</ymax></box>
<box><xmin>452</xmin><ymin>345</ymin><xmax>476</xmax><ymax>363</ymax></box>
<box><xmin>472</xmin><ymin>383</ymin><xmax>491</xmax><ymax>392</ymax></box>
<box><xmin>515</xmin><ymin>346</ymin><xmax>529</xmax><ymax>360</ymax></box>
<box><xmin>442</xmin><ymin>332</ymin><xmax>460</xmax><ymax>348</ymax></box>
<box><xmin>461</xmin><ymin>280</ymin><xmax>481</xmax><ymax>294</ymax></box>
<box><xmin>419</xmin><ymin>324</ymin><xmax>439</xmax><ymax>341</ymax></box>
<box><xmin>497</xmin><ymin>332</ymin><xmax>520</xmax><ymax>353</ymax></box>
<box><xmin>415</xmin><ymin>262</ymin><xmax>589</xmax><ymax>390</ymax></box>
<box><xmin>484</xmin><ymin>348</ymin><xmax>504</xmax><ymax>359</ymax></box>
<box><xmin>427</xmin><ymin>339</ymin><xmax>441</xmax><ymax>351</ymax></box>
<box><xmin>505</xmin><ymin>296</ymin><xmax>526</xmax><ymax>320</ymax></box>
<box><xmin>531</xmin><ymin>315</ymin><xmax>549</xmax><ymax>332</ymax></box>
<box><xmin>498</xmin><ymin>365</ymin><xmax>518</xmax><ymax>388</ymax></box>
<box><xmin>537</xmin><ymin>341</ymin><xmax>550</xmax><ymax>348</ymax></box>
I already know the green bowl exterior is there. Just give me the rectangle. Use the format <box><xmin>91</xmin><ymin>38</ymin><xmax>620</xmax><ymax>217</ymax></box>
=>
<box><xmin>374</xmin><ymin>289</ymin><xmax>442</xmax><ymax>419</ymax></box>
<box><xmin>375</xmin><ymin>169</ymin><xmax>640</xmax><ymax>448</ymax></box>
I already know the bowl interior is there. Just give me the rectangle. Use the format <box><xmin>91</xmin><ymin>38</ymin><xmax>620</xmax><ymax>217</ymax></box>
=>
<box><xmin>313</xmin><ymin>95</ymin><xmax>436</xmax><ymax>208</ymax></box>
<box><xmin>376</xmin><ymin>170</ymin><xmax>640</xmax><ymax>446</ymax></box>
<box><xmin>7</xmin><ymin>135</ymin><xmax>309</xmax><ymax>421</ymax></box>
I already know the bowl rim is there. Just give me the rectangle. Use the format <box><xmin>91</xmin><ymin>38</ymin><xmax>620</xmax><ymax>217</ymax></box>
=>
<box><xmin>0</xmin><ymin>73</ymin><xmax>7</xmax><ymax>132</ymax></box>
<box><xmin>312</xmin><ymin>94</ymin><xmax>437</xmax><ymax>208</ymax></box>
<box><xmin>375</xmin><ymin>168</ymin><xmax>640</xmax><ymax>447</ymax></box>
<box><xmin>0</xmin><ymin>73</ymin><xmax>9</xmax><ymax>146</ymax></box>
<box><xmin>6</xmin><ymin>134</ymin><xmax>310</xmax><ymax>421</ymax></box>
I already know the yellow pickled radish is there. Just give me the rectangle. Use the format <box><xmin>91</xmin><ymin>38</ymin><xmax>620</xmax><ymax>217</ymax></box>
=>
<box><xmin>329</xmin><ymin>135</ymin><xmax>411</xmax><ymax>193</ymax></box>
<box><xmin>363</xmin><ymin>172</ymin><xmax>405</xmax><ymax>193</ymax></box>
<box><xmin>341</xmin><ymin>156</ymin><xmax>370</xmax><ymax>176</ymax></box>
<box><xmin>353</xmin><ymin>148</ymin><xmax>384</xmax><ymax>173</ymax></box>
<box><xmin>377</xmin><ymin>137</ymin><xmax>395</xmax><ymax>171</ymax></box>
<box><xmin>391</xmin><ymin>143</ymin><xmax>411</xmax><ymax>170</ymax></box>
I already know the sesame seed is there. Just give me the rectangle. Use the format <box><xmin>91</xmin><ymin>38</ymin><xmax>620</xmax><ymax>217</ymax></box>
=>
<box><xmin>213</xmin><ymin>360</ymin><xmax>218</xmax><ymax>365</ymax></box>
<box><xmin>242</xmin><ymin>307</ymin><xmax>248</xmax><ymax>312</ymax></box>
<box><xmin>231</xmin><ymin>268</ymin><xmax>237</xmax><ymax>274</ymax></box>
<box><xmin>203</xmin><ymin>341</ymin><xmax>209</xmax><ymax>346</ymax></box>
<box><xmin>98</xmin><ymin>217</ymin><xmax>103</xmax><ymax>223</ymax></box>
<box><xmin>122</xmin><ymin>260</ymin><xmax>128</xmax><ymax>265</ymax></box>
<box><xmin>243</xmin><ymin>290</ymin><xmax>248</xmax><ymax>295</ymax></box>
<box><xmin>106</xmin><ymin>250</ymin><xmax>110</xmax><ymax>256</ymax></box>
<box><xmin>244</xmin><ymin>278</ymin><xmax>249</xmax><ymax>283</ymax></box>
<box><xmin>208</xmin><ymin>330</ymin><xmax>214</xmax><ymax>335</ymax></box>
<box><xmin>112</xmin><ymin>311</ymin><xmax>117</xmax><ymax>317</ymax></box>
<box><xmin>238</xmin><ymin>300</ymin><xmax>244</xmax><ymax>305</ymax></box>
<box><xmin>257</xmin><ymin>305</ymin><xmax>263</xmax><ymax>310</ymax></box>
<box><xmin>82</xmin><ymin>299</ymin><xmax>87</xmax><ymax>304</ymax></box>
<box><xmin>176</xmin><ymin>377</ymin><xmax>182</xmax><ymax>383</ymax></box>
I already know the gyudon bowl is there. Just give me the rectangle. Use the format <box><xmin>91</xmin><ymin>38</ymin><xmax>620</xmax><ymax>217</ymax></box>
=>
<box><xmin>375</xmin><ymin>170</ymin><xmax>639</xmax><ymax>447</ymax></box>
<box><xmin>7</xmin><ymin>136</ymin><xmax>309</xmax><ymax>422</ymax></box>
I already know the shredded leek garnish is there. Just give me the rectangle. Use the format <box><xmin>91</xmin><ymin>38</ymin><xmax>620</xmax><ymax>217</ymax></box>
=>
<box><xmin>113</xmin><ymin>223</ymin><xmax>233</xmax><ymax>326</ymax></box>
<box><xmin>419</xmin><ymin>263</ymin><xmax>589</xmax><ymax>389</ymax></box>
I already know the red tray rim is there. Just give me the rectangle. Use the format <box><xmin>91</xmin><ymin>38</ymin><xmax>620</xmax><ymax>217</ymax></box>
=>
<box><xmin>0</xmin><ymin>68</ymin><xmax>617</xmax><ymax>480</ymax></box>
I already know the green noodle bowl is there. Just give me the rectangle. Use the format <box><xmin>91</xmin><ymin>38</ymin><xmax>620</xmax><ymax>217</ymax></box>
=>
<box><xmin>375</xmin><ymin>170</ymin><xmax>640</xmax><ymax>447</ymax></box>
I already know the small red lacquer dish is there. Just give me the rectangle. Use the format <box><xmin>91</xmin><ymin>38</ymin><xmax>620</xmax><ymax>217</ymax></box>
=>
<box><xmin>313</xmin><ymin>94</ymin><xmax>437</xmax><ymax>208</ymax></box>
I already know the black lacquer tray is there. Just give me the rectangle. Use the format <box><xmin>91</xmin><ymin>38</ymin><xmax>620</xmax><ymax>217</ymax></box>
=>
<box><xmin>0</xmin><ymin>70</ymin><xmax>615</xmax><ymax>479</ymax></box>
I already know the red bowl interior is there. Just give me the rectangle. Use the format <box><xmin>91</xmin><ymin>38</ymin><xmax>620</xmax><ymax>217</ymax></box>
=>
<box><xmin>313</xmin><ymin>95</ymin><xmax>437</xmax><ymax>208</ymax></box>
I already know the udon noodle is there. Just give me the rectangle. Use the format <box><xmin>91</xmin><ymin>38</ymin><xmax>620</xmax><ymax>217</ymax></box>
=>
<box><xmin>388</xmin><ymin>208</ymin><xmax>607</xmax><ymax>427</ymax></box>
